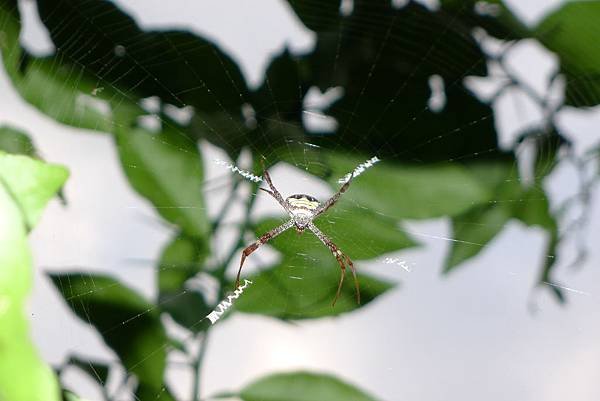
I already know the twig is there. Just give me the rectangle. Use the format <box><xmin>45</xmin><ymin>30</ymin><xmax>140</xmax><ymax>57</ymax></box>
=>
<box><xmin>191</xmin><ymin>331</ymin><xmax>210</xmax><ymax>401</ymax></box>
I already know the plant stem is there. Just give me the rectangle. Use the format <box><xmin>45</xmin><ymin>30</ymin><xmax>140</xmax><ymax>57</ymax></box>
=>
<box><xmin>191</xmin><ymin>162</ymin><xmax>260</xmax><ymax>401</ymax></box>
<box><xmin>191</xmin><ymin>331</ymin><xmax>210</xmax><ymax>401</ymax></box>
<box><xmin>211</xmin><ymin>178</ymin><xmax>242</xmax><ymax>232</ymax></box>
<box><xmin>214</xmin><ymin>179</ymin><xmax>260</xmax><ymax>285</ymax></box>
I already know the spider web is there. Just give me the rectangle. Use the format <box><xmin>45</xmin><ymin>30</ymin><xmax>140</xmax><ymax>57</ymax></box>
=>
<box><xmin>1</xmin><ymin>1</ymin><xmax>599</xmax><ymax>401</ymax></box>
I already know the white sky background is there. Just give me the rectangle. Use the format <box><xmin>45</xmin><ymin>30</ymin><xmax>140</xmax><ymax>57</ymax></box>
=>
<box><xmin>1</xmin><ymin>0</ymin><xmax>599</xmax><ymax>400</ymax></box>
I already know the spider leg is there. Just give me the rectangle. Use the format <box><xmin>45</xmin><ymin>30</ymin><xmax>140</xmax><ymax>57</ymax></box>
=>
<box><xmin>260</xmin><ymin>159</ymin><xmax>291</xmax><ymax>213</ymax></box>
<box><xmin>334</xmin><ymin>258</ymin><xmax>346</xmax><ymax>307</ymax></box>
<box><xmin>235</xmin><ymin>220</ymin><xmax>294</xmax><ymax>288</ymax></box>
<box><xmin>308</xmin><ymin>223</ymin><xmax>360</xmax><ymax>306</ymax></box>
<box><xmin>314</xmin><ymin>173</ymin><xmax>353</xmax><ymax>218</ymax></box>
<box><xmin>342</xmin><ymin>253</ymin><xmax>360</xmax><ymax>305</ymax></box>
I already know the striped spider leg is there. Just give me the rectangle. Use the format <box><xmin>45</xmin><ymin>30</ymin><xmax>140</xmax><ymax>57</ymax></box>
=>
<box><xmin>314</xmin><ymin>173</ymin><xmax>352</xmax><ymax>218</ymax></box>
<box><xmin>308</xmin><ymin>222</ymin><xmax>360</xmax><ymax>306</ymax></box>
<box><xmin>258</xmin><ymin>159</ymin><xmax>292</xmax><ymax>215</ymax></box>
<box><xmin>235</xmin><ymin>162</ymin><xmax>359</xmax><ymax>306</ymax></box>
<box><xmin>235</xmin><ymin>220</ymin><xmax>294</xmax><ymax>289</ymax></box>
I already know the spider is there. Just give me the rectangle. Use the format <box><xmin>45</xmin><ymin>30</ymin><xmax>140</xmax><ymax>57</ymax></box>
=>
<box><xmin>235</xmin><ymin>161</ymin><xmax>360</xmax><ymax>306</ymax></box>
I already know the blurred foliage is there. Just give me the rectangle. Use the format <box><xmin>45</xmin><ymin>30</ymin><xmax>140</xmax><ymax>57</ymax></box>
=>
<box><xmin>0</xmin><ymin>149</ymin><xmax>68</xmax><ymax>401</ymax></box>
<box><xmin>536</xmin><ymin>1</ymin><xmax>600</xmax><ymax>107</ymax></box>
<box><xmin>64</xmin><ymin>355</ymin><xmax>110</xmax><ymax>389</ymax></box>
<box><xmin>0</xmin><ymin>149</ymin><xmax>68</xmax><ymax>231</ymax></box>
<box><xmin>0</xmin><ymin>0</ymin><xmax>598</xmax><ymax>400</ymax></box>
<box><xmin>49</xmin><ymin>273</ymin><xmax>176</xmax><ymax>401</ymax></box>
<box><xmin>233</xmin><ymin>214</ymin><xmax>403</xmax><ymax>319</ymax></box>
<box><xmin>0</xmin><ymin>125</ymin><xmax>38</xmax><ymax>157</ymax></box>
<box><xmin>114</xmin><ymin>118</ymin><xmax>209</xmax><ymax>238</ymax></box>
<box><xmin>157</xmin><ymin>233</ymin><xmax>211</xmax><ymax>332</ymax></box>
<box><xmin>226</xmin><ymin>371</ymin><xmax>380</xmax><ymax>401</ymax></box>
<box><xmin>445</xmin><ymin>162</ymin><xmax>556</xmax><ymax>272</ymax></box>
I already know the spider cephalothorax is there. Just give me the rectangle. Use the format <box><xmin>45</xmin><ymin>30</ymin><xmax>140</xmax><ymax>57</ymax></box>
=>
<box><xmin>235</xmin><ymin>161</ymin><xmax>360</xmax><ymax>306</ymax></box>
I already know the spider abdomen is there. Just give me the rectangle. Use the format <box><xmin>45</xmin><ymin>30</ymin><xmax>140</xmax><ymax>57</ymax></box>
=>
<box><xmin>286</xmin><ymin>194</ymin><xmax>320</xmax><ymax>210</ymax></box>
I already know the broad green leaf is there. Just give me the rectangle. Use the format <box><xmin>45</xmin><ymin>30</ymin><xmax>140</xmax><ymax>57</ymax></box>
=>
<box><xmin>233</xmin><ymin>214</ymin><xmax>398</xmax><ymax>319</ymax></box>
<box><xmin>36</xmin><ymin>0</ymin><xmax>248</xmax><ymax>112</ymax></box>
<box><xmin>536</xmin><ymin>1</ymin><xmax>600</xmax><ymax>106</ymax></box>
<box><xmin>478</xmin><ymin>161</ymin><xmax>556</xmax><ymax>231</ymax></box>
<box><xmin>0</xmin><ymin>1</ymin><xmax>27</xmax><ymax>82</ymax></box>
<box><xmin>49</xmin><ymin>273</ymin><xmax>174</xmax><ymax>401</ymax></box>
<box><xmin>115</xmin><ymin>122</ymin><xmax>209</xmax><ymax>237</ymax></box>
<box><xmin>190</xmin><ymin>110</ymin><xmax>249</xmax><ymax>159</ymax></box>
<box><xmin>316</xmin><ymin>204</ymin><xmax>418</xmax><ymax>260</ymax></box>
<box><xmin>234</xmin><ymin>257</ymin><xmax>394</xmax><ymax>319</ymax></box>
<box><xmin>238</xmin><ymin>371</ymin><xmax>380</xmax><ymax>401</ymax></box>
<box><xmin>0</xmin><ymin>156</ymin><xmax>64</xmax><ymax>401</ymax></box>
<box><xmin>158</xmin><ymin>233</ymin><xmax>208</xmax><ymax>291</ymax></box>
<box><xmin>325</xmin><ymin>153</ymin><xmax>490</xmax><ymax>220</ymax></box>
<box><xmin>444</xmin><ymin>203</ymin><xmax>511</xmax><ymax>272</ymax></box>
<box><xmin>444</xmin><ymin>161</ymin><xmax>514</xmax><ymax>271</ymax></box>
<box><xmin>0</xmin><ymin>125</ymin><xmax>37</xmax><ymax>156</ymax></box>
<box><xmin>0</xmin><ymin>3</ymin><xmax>135</xmax><ymax>133</ymax></box>
<box><xmin>10</xmin><ymin>58</ymin><xmax>128</xmax><ymax>133</ymax></box>
<box><xmin>512</xmin><ymin>187</ymin><xmax>555</xmax><ymax>229</ymax></box>
<box><xmin>257</xmin><ymin>207</ymin><xmax>417</xmax><ymax>261</ymax></box>
<box><xmin>157</xmin><ymin>233</ymin><xmax>210</xmax><ymax>332</ymax></box>
<box><xmin>252</xmin><ymin>49</ymin><xmax>309</xmax><ymax>123</ymax></box>
<box><xmin>3</xmin><ymin>0</ymin><xmax>248</xmax><ymax>136</ymax></box>
<box><xmin>303</xmin><ymin>1</ymin><xmax>502</xmax><ymax>162</ymax></box>
<box><xmin>445</xmin><ymin>162</ymin><xmax>557</xmax><ymax>274</ymax></box>
<box><xmin>0</xmin><ymin>151</ymin><xmax>68</xmax><ymax>230</ymax></box>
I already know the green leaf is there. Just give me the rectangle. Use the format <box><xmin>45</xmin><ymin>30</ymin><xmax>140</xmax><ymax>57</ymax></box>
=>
<box><xmin>115</xmin><ymin>122</ymin><xmax>209</xmax><ymax>237</ymax></box>
<box><xmin>62</xmin><ymin>390</ymin><xmax>87</xmax><ymax>401</ymax></box>
<box><xmin>158</xmin><ymin>233</ymin><xmax>208</xmax><ymax>291</ymax></box>
<box><xmin>233</xmin><ymin>212</ymin><xmax>400</xmax><ymax>319</ymax></box>
<box><xmin>539</xmin><ymin>229</ymin><xmax>561</xmax><ymax>301</ymax></box>
<box><xmin>300</xmin><ymin>1</ymin><xmax>503</xmax><ymax>162</ymax></box>
<box><xmin>325</xmin><ymin>153</ymin><xmax>490</xmax><ymax>220</ymax></box>
<box><xmin>0</xmin><ymin>125</ymin><xmax>37</xmax><ymax>156</ymax></box>
<box><xmin>2</xmin><ymin>0</ymin><xmax>248</xmax><ymax>137</ymax></box>
<box><xmin>0</xmin><ymin>155</ymin><xmax>63</xmax><ymax>401</ymax></box>
<box><xmin>190</xmin><ymin>110</ymin><xmax>249</xmax><ymax>159</ymax></box>
<box><xmin>286</xmin><ymin>0</ymin><xmax>341</xmax><ymax>32</ymax></box>
<box><xmin>157</xmin><ymin>233</ymin><xmax>210</xmax><ymax>332</ymax></box>
<box><xmin>445</xmin><ymin>162</ymin><xmax>557</xmax><ymax>274</ymax></box>
<box><xmin>13</xmin><ymin>58</ymin><xmax>128</xmax><ymax>132</ymax></box>
<box><xmin>0</xmin><ymin>151</ymin><xmax>68</xmax><ymax>230</ymax></box>
<box><xmin>36</xmin><ymin>0</ymin><xmax>248</xmax><ymax>112</ymax></box>
<box><xmin>440</xmin><ymin>0</ymin><xmax>529</xmax><ymax>40</ymax></box>
<box><xmin>252</xmin><ymin>49</ymin><xmax>308</xmax><ymax>122</ymax></box>
<box><xmin>445</xmin><ymin>203</ymin><xmax>511</xmax><ymax>272</ymax></box>
<box><xmin>238</xmin><ymin>371</ymin><xmax>380</xmax><ymax>401</ymax></box>
<box><xmin>259</xmin><ymin>206</ymin><xmax>417</xmax><ymax>260</ymax></box>
<box><xmin>536</xmin><ymin>1</ymin><xmax>600</xmax><ymax>106</ymax></box>
<box><xmin>49</xmin><ymin>273</ymin><xmax>174</xmax><ymax>401</ymax></box>
<box><xmin>512</xmin><ymin>187</ymin><xmax>555</xmax><ymax>229</ymax></box>
<box><xmin>234</xmin><ymin>259</ymin><xmax>393</xmax><ymax>319</ymax></box>
<box><xmin>0</xmin><ymin>3</ymin><xmax>136</xmax><ymax>133</ymax></box>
